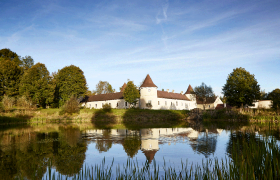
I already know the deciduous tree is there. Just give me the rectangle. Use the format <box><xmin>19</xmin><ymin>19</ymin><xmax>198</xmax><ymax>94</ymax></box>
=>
<box><xmin>123</xmin><ymin>81</ymin><xmax>140</xmax><ymax>107</ymax></box>
<box><xmin>192</xmin><ymin>82</ymin><xmax>215</xmax><ymax>110</ymax></box>
<box><xmin>94</xmin><ymin>81</ymin><xmax>114</xmax><ymax>94</ymax></box>
<box><xmin>267</xmin><ymin>88</ymin><xmax>280</xmax><ymax>111</ymax></box>
<box><xmin>222</xmin><ymin>67</ymin><xmax>260</xmax><ymax>108</ymax></box>
<box><xmin>19</xmin><ymin>63</ymin><xmax>53</xmax><ymax>107</ymax></box>
<box><xmin>0</xmin><ymin>60</ymin><xmax>22</xmax><ymax>98</ymax></box>
<box><xmin>57</xmin><ymin>65</ymin><xmax>87</xmax><ymax>106</ymax></box>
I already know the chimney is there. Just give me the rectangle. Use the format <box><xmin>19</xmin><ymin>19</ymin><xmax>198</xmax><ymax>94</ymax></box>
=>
<box><xmin>167</xmin><ymin>89</ymin><xmax>169</xmax><ymax>93</ymax></box>
<box><xmin>180</xmin><ymin>91</ymin><xmax>183</xmax><ymax>94</ymax></box>
<box><xmin>172</xmin><ymin>90</ymin><xmax>174</xmax><ymax>93</ymax></box>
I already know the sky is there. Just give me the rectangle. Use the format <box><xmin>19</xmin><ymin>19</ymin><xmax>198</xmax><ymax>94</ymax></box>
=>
<box><xmin>1</xmin><ymin>0</ymin><xmax>280</xmax><ymax>96</ymax></box>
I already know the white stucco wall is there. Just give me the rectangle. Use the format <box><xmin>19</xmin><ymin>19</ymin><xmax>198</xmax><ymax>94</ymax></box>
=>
<box><xmin>81</xmin><ymin>99</ymin><xmax>139</xmax><ymax>109</ymax></box>
<box><xmin>251</xmin><ymin>100</ymin><xmax>272</xmax><ymax>109</ymax></box>
<box><xmin>139</xmin><ymin>87</ymin><xmax>158</xmax><ymax>109</ymax></box>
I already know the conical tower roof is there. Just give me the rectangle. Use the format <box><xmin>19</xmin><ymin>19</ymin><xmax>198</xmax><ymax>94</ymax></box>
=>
<box><xmin>120</xmin><ymin>83</ymin><xmax>127</xmax><ymax>92</ymax></box>
<box><xmin>184</xmin><ymin>85</ymin><xmax>194</xmax><ymax>94</ymax></box>
<box><xmin>140</xmin><ymin>74</ymin><xmax>157</xmax><ymax>88</ymax></box>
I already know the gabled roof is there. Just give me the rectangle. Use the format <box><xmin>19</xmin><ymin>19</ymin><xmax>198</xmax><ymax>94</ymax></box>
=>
<box><xmin>140</xmin><ymin>74</ymin><xmax>157</xmax><ymax>88</ymax></box>
<box><xmin>196</xmin><ymin>96</ymin><xmax>217</xmax><ymax>104</ymax></box>
<box><xmin>142</xmin><ymin>150</ymin><xmax>158</xmax><ymax>164</ymax></box>
<box><xmin>87</xmin><ymin>92</ymin><xmax>124</xmax><ymax>102</ymax></box>
<box><xmin>120</xmin><ymin>83</ymin><xmax>127</xmax><ymax>92</ymax></box>
<box><xmin>184</xmin><ymin>85</ymin><xmax>194</xmax><ymax>94</ymax></box>
<box><xmin>157</xmin><ymin>91</ymin><xmax>190</xmax><ymax>101</ymax></box>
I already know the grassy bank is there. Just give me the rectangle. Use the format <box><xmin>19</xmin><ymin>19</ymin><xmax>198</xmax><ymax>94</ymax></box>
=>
<box><xmin>202</xmin><ymin>108</ymin><xmax>280</xmax><ymax>123</ymax></box>
<box><xmin>0</xmin><ymin>108</ymin><xmax>189</xmax><ymax>128</ymax></box>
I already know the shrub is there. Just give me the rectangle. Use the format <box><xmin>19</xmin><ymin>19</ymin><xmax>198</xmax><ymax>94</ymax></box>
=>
<box><xmin>146</xmin><ymin>103</ymin><xmax>152</xmax><ymax>109</ymax></box>
<box><xmin>17</xmin><ymin>96</ymin><xmax>33</xmax><ymax>110</ymax></box>
<box><xmin>2</xmin><ymin>95</ymin><xmax>15</xmax><ymax>111</ymax></box>
<box><xmin>102</xmin><ymin>103</ymin><xmax>112</xmax><ymax>112</ymax></box>
<box><xmin>60</xmin><ymin>96</ymin><xmax>80</xmax><ymax>115</ymax></box>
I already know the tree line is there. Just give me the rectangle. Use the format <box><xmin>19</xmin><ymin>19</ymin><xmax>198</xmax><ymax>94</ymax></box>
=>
<box><xmin>192</xmin><ymin>67</ymin><xmax>280</xmax><ymax>110</ymax></box>
<box><xmin>0</xmin><ymin>48</ymin><xmax>87</xmax><ymax>108</ymax></box>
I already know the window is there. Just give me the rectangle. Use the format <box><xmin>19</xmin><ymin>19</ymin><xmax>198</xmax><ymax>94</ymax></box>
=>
<box><xmin>185</xmin><ymin>103</ymin><xmax>187</xmax><ymax>108</ymax></box>
<box><xmin>116</xmin><ymin>103</ymin><xmax>119</xmax><ymax>107</ymax></box>
<box><xmin>209</xmin><ymin>105</ymin><xmax>210</xmax><ymax>108</ymax></box>
<box><xmin>89</xmin><ymin>104</ymin><xmax>91</xmax><ymax>108</ymax></box>
<box><xmin>176</xmin><ymin>101</ymin><xmax>178</xmax><ymax>106</ymax></box>
<box><xmin>158</xmin><ymin>101</ymin><xmax>160</xmax><ymax>105</ymax></box>
<box><xmin>125</xmin><ymin>102</ymin><xmax>128</xmax><ymax>106</ymax></box>
<box><xmin>95</xmin><ymin>104</ymin><xmax>97</xmax><ymax>108</ymax></box>
<box><xmin>181</xmin><ymin>102</ymin><xmax>183</xmax><ymax>106</ymax></box>
<box><xmin>165</xmin><ymin>101</ymin><xmax>167</xmax><ymax>106</ymax></box>
<box><xmin>109</xmin><ymin>103</ymin><xmax>111</xmax><ymax>106</ymax></box>
<box><xmin>148</xmin><ymin>100</ymin><xmax>151</xmax><ymax>104</ymax></box>
<box><xmin>102</xmin><ymin>103</ymin><xmax>104</xmax><ymax>106</ymax></box>
<box><xmin>171</xmin><ymin>102</ymin><xmax>172</xmax><ymax>106</ymax></box>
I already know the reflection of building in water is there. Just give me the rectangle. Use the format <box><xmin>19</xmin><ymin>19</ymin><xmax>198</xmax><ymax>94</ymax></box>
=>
<box><xmin>189</xmin><ymin>130</ymin><xmax>218</xmax><ymax>158</ymax></box>
<box><xmin>84</xmin><ymin>128</ymin><xmax>220</xmax><ymax>162</ymax></box>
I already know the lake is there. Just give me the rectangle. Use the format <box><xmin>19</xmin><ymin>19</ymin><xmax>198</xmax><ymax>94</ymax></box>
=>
<box><xmin>0</xmin><ymin>122</ymin><xmax>279</xmax><ymax>179</ymax></box>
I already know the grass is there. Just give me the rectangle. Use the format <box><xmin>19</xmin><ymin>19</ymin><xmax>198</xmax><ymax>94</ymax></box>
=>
<box><xmin>0</xmin><ymin>108</ymin><xmax>190</xmax><ymax>129</ymax></box>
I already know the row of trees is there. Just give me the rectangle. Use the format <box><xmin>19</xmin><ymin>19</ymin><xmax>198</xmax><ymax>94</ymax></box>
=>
<box><xmin>0</xmin><ymin>48</ymin><xmax>87</xmax><ymax>108</ymax></box>
<box><xmin>192</xmin><ymin>67</ymin><xmax>280</xmax><ymax>110</ymax></box>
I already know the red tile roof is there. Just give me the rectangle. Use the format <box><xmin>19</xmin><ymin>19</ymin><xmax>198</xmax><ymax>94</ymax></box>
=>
<box><xmin>184</xmin><ymin>85</ymin><xmax>194</xmax><ymax>94</ymax></box>
<box><xmin>196</xmin><ymin>96</ymin><xmax>217</xmax><ymax>104</ymax></box>
<box><xmin>87</xmin><ymin>92</ymin><xmax>124</xmax><ymax>101</ymax></box>
<box><xmin>157</xmin><ymin>90</ymin><xmax>190</xmax><ymax>101</ymax></box>
<box><xmin>140</xmin><ymin>74</ymin><xmax>157</xmax><ymax>88</ymax></box>
<box><xmin>142</xmin><ymin>150</ymin><xmax>158</xmax><ymax>163</ymax></box>
<box><xmin>120</xmin><ymin>83</ymin><xmax>127</xmax><ymax>92</ymax></box>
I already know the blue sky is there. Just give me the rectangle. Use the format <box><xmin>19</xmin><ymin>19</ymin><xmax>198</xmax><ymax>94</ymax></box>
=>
<box><xmin>1</xmin><ymin>0</ymin><xmax>279</xmax><ymax>96</ymax></box>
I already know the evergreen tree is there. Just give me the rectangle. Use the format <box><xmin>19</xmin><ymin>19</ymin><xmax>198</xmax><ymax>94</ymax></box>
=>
<box><xmin>123</xmin><ymin>81</ymin><xmax>140</xmax><ymax>107</ymax></box>
<box><xmin>57</xmin><ymin>65</ymin><xmax>87</xmax><ymax>106</ymax></box>
<box><xmin>0</xmin><ymin>60</ymin><xmax>22</xmax><ymax>98</ymax></box>
<box><xmin>19</xmin><ymin>63</ymin><xmax>53</xmax><ymax>107</ymax></box>
<box><xmin>222</xmin><ymin>67</ymin><xmax>260</xmax><ymax>107</ymax></box>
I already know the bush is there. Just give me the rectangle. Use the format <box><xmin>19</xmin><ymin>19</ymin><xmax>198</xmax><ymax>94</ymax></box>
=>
<box><xmin>102</xmin><ymin>103</ymin><xmax>112</xmax><ymax>112</ymax></box>
<box><xmin>146</xmin><ymin>103</ymin><xmax>152</xmax><ymax>109</ymax></box>
<box><xmin>60</xmin><ymin>96</ymin><xmax>80</xmax><ymax>115</ymax></box>
<box><xmin>17</xmin><ymin>96</ymin><xmax>33</xmax><ymax>110</ymax></box>
<box><xmin>2</xmin><ymin>95</ymin><xmax>15</xmax><ymax>111</ymax></box>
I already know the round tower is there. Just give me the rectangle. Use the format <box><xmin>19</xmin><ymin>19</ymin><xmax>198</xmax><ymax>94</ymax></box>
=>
<box><xmin>139</xmin><ymin>74</ymin><xmax>158</xmax><ymax>109</ymax></box>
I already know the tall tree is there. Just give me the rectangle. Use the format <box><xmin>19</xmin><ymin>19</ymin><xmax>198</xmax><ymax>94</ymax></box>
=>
<box><xmin>19</xmin><ymin>63</ymin><xmax>53</xmax><ymax>107</ymax></box>
<box><xmin>0</xmin><ymin>60</ymin><xmax>22</xmax><ymax>98</ymax></box>
<box><xmin>57</xmin><ymin>65</ymin><xmax>87</xmax><ymax>106</ymax></box>
<box><xmin>192</xmin><ymin>82</ymin><xmax>215</xmax><ymax>110</ymax></box>
<box><xmin>123</xmin><ymin>80</ymin><xmax>140</xmax><ymax>107</ymax></box>
<box><xmin>22</xmin><ymin>55</ymin><xmax>34</xmax><ymax>71</ymax></box>
<box><xmin>222</xmin><ymin>67</ymin><xmax>260</xmax><ymax>108</ymax></box>
<box><xmin>267</xmin><ymin>88</ymin><xmax>280</xmax><ymax>111</ymax></box>
<box><xmin>0</xmin><ymin>48</ymin><xmax>22</xmax><ymax>66</ymax></box>
<box><xmin>94</xmin><ymin>81</ymin><xmax>114</xmax><ymax>94</ymax></box>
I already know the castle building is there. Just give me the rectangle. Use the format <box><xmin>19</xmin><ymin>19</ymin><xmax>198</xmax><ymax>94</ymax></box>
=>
<box><xmin>81</xmin><ymin>74</ymin><xmax>197</xmax><ymax>110</ymax></box>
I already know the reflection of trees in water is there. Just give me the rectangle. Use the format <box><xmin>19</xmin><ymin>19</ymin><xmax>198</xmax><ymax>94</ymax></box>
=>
<box><xmin>189</xmin><ymin>132</ymin><xmax>217</xmax><ymax>158</ymax></box>
<box><xmin>122</xmin><ymin>136</ymin><xmax>141</xmax><ymax>158</ymax></box>
<box><xmin>54</xmin><ymin>126</ymin><xmax>87</xmax><ymax>176</ymax></box>
<box><xmin>0</xmin><ymin>125</ymin><xmax>88</xmax><ymax>179</ymax></box>
<box><xmin>96</xmin><ymin>129</ymin><xmax>113</xmax><ymax>153</ymax></box>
